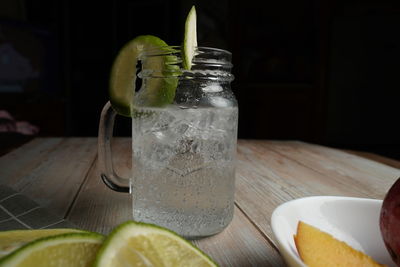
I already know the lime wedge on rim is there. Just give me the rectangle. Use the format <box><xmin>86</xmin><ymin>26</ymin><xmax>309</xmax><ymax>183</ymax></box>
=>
<box><xmin>0</xmin><ymin>232</ymin><xmax>103</xmax><ymax>267</ymax></box>
<box><xmin>0</xmin><ymin>228</ymin><xmax>86</xmax><ymax>258</ymax></box>
<box><xmin>182</xmin><ymin>6</ymin><xmax>197</xmax><ymax>70</ymax></box>
<box><xmin>109</xmin><ymin>35</ymin><xmax>178</xmax><ymax>117</ymax></box>
<box><xmin>93</xmin><ymin>221</ymin><xmax>218</xmax><ymax>267</ymax></box>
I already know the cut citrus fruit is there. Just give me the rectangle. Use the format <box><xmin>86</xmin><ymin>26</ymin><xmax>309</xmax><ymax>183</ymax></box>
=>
<box><xmin>294</xmin><ymin>221</ymin><xmax>385</xmax><ymax>267</ymax></box>
<box><xmin>0</xmin><ymin>228</ymin><xmax>85</xmax><ymax>258</ymax></box>
<box><xmin>0</xmin><ymin>232</ymin><xmax>103</xmax><ymax>267</ymax></box>
<box><xmin>182</xmin><ymin>6</ymin><xmax>197</xmax><ymax>70</ymax></box>
<box><xmin>93</xmin><ymin>221</ymin><xmax>217</xmax><ymax>267</ymax></box>
<box><xmin>109</xmin><ymin>35</ymin><xmax>178</xmax><ymax>117</ymax></box>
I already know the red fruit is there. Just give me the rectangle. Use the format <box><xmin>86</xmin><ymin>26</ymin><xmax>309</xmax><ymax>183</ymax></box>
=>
<box><xmin>380</xmin><ymin>177</ymin><xmax>400</xmax><ymax>266</ymax></box>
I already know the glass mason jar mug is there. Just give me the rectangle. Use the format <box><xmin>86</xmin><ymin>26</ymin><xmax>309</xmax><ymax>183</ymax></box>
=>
<box><xmin>98</xmin><ymin>46</ymin><xmax>238</xmax><ymax>238</ymax></box>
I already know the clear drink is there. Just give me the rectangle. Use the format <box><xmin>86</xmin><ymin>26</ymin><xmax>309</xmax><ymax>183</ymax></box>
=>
<box><xmin>99</xmin><ymin>45</ymin><xmax>237</xmax><ymax>239</ymax></box>
<box><xmin>131</xmin><ymin>105</ymin><xmax>238</xmax><ymax>238</ymax></box>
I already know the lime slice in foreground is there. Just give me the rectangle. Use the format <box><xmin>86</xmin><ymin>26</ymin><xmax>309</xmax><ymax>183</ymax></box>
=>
<box><xmin>93</xmin><ymin>221</ymin><xmax>217</xmax><ymax>267</ymax></box>
<box><xmin>110</xmin><ymin>35</ymin><xmax>178</xmax><ymax>117</ymax></box>
<box><xmin>0</xmin><ymin>232</ymin><xmax>103</xmax><ymax>267</ymax></box>
<box><xmin>182</xmin><ymin>6</ymin><xmax>197</xmax><ymax>70</ymax></box>
<box><xmin>0</xmin><ymin>228</ymin><xmax>86</xmax><ymax>258</ymax></box>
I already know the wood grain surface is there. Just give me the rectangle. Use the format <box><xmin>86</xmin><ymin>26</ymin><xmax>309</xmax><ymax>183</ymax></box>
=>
<box><xmin>0</xmin><ymin>137</ymin><xmax>399</xmax><ymax>266</ymax></box>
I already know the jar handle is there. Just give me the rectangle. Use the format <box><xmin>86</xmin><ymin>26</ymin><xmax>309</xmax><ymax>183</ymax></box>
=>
<box><xmin>98</xmin><ymin>101</ymin><xmax>130</xmax><ymax>193</ymax></box>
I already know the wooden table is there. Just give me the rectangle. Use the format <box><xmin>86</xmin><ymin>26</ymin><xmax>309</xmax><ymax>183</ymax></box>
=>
<box><xmin>0</xmin><ymin>138</ymin><xmax>399</xmax><ymax>266</ymax></box>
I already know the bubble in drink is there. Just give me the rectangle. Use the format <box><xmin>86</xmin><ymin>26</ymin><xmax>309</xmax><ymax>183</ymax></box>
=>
<box><xmin>131</xmin><ymin>105</ymin><xmax>238</xmax><ymax>238</ymax></box>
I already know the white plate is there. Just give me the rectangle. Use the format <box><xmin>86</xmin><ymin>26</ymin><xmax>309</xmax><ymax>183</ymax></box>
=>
<box><xmin>271</xmin><ymin>196</ymin><xmax>396</xmax><ymax>267</ymax></box>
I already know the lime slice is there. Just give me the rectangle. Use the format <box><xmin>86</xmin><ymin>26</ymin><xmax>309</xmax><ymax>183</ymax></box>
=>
<box><xmin>0</xmin><ymin>232</ymin><xmax>103</xmax><ymax>267</ymax></box>
<box><xmin>93</xmin><ymin>221</ymin><xmax>217</xmax><ymax>267</ymax></box>
<box><xmin>182</xmin><ymin>6</ymin><xmax>197</xmax><ymax>70</ymax></box>
<box><xmin>109</xmin><ymin>35</ymin><xmax>178</xmax><ymax>117</ymax></box>
<box><xmin>0</xmin><ymin>228</ymin><xmax>85</xmax><ymax>258</ymax></box>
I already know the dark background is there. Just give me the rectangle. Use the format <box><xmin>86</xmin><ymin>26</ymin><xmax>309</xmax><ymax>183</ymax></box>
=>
<box><xmin>0</xmin><ymin>0</ymin><xmax>399</xmax><ymax>159</ymax></box>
